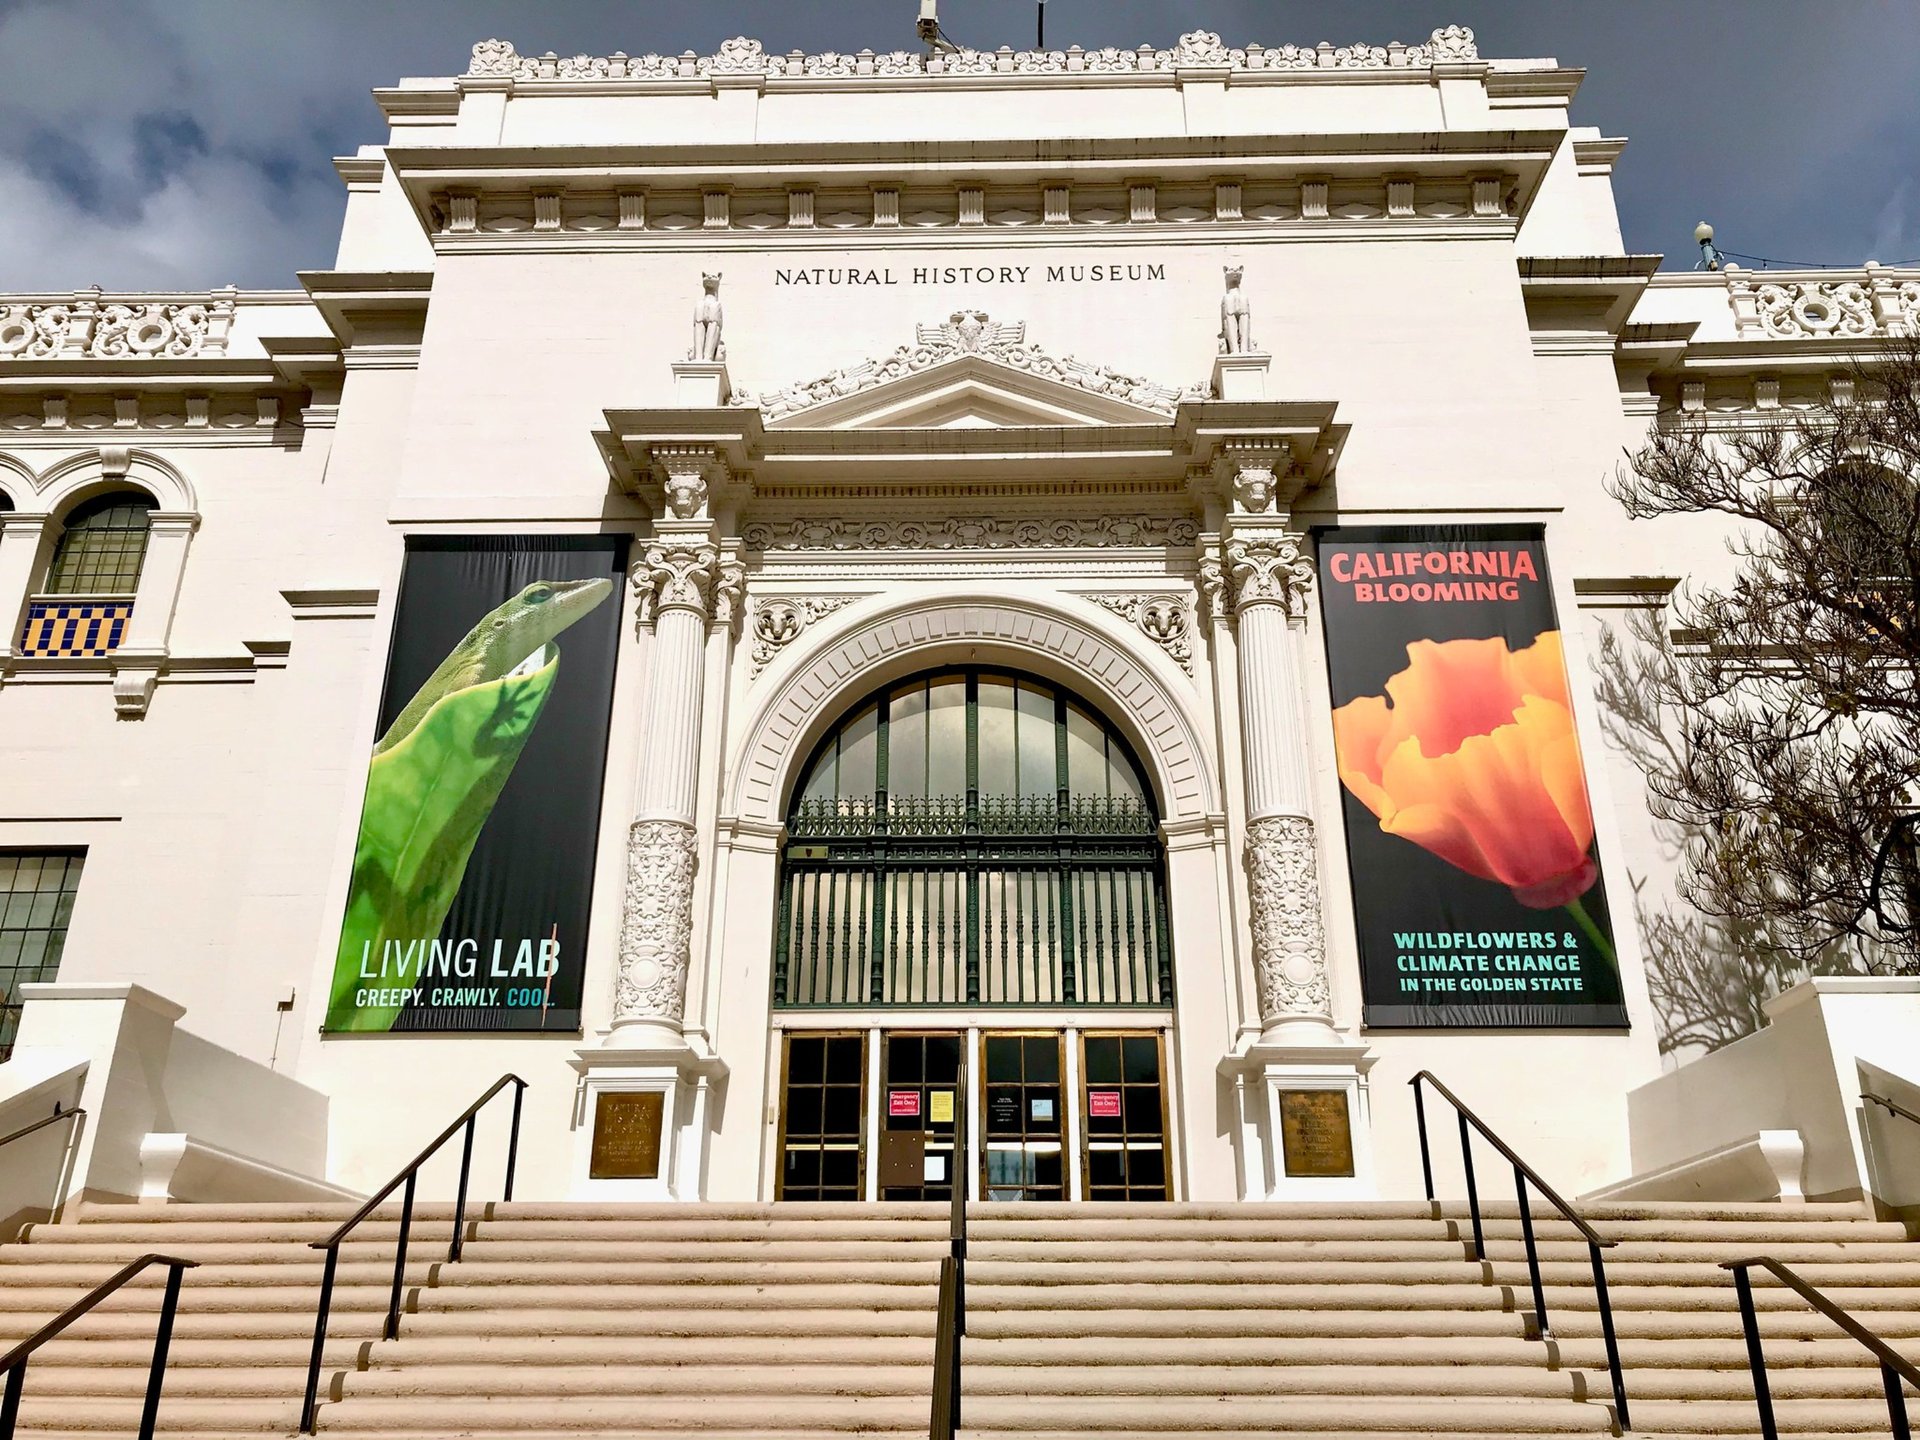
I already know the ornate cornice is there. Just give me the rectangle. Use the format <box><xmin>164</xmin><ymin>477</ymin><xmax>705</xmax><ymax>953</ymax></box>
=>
<box><xmin>731</xmin><ymin>310</ymin><xmax>1205</xmax><ymax>421</ymax></box>
<box><xmin>467</xmin><ymin>28</ymin><xmax>1477</xmax><ymax>81</ymax></box>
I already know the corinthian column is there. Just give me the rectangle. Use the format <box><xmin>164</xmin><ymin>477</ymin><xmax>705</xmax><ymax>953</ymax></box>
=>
<box><xmin>613</xmin><ymin>444</ymin><xmax>728</xmax><ymax>1040</ymax></box>
<box><xmin>1219</xmin><ymin>447</ymin><xmax>1339</xmax><ymax>1044</ymax></box>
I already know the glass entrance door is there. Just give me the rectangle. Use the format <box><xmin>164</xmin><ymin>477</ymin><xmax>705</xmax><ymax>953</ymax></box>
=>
<box><xmin>1080</xmin><ymin>1031</ymin><xmax>1171</xmax><ymax>1201</ymax></box>
<box><xmin>982</xmin><ymin>1032</ymin><xmax>1065</xmax><ymax>1201</ymax></box>
<box><xmin>777</xmin><ymin>1031</ymin><xmax>866</xmax><ymax>1201</ymax></box>
<box><xmin>878</xmin><ymin>1031</ymin><xmax>962</xmax><ymax>1200</ymax></box>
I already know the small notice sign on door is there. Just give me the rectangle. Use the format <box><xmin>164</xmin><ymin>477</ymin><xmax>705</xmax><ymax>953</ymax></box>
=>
<box><xmin>888</xmin><ymin>1090</ymin><xmax>921</xmax><ymax>1118</ymax></box>
<box><xmin>1088</xmin><ymin>1091</ymin><xmax>1122</xmax><ymax>1117</ymax></box>
<box><xmin>929</xmin><ymin>1090</ymin><xmax>954</xmax><ymax>1124</ymax></box>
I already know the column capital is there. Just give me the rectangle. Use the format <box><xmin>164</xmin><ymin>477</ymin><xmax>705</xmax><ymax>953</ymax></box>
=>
<box><xmin>634</xmin><ymin>531</ymin><xmax>719</xmax><ymax>625</ymax></box>
<box><xmin>710</xmin><ymin>554</ymin><xmax>747</xmax><ymax>634</ymax></box>
<box><xmin>1225</xmin><ymin>529</ymin><xmax>1315</xmax><ymax>619</ymax></box>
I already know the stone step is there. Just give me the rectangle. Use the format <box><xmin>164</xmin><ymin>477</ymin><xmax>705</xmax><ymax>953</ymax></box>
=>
<box><xmin>300</xmin><ymin>1393</ymin><xmax>1614</xmax><ymax>1433</ymax></box>
<box><xmin>335</xmin><ymin>1361</ymin><xmax>1591</xmax><ymax>1401</ymax></box>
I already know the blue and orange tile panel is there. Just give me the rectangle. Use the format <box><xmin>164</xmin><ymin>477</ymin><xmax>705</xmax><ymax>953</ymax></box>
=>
<box><xmin>19</xmin><ymin>600</ymin><xmax>133</xmax><ymax>657</ymax></box>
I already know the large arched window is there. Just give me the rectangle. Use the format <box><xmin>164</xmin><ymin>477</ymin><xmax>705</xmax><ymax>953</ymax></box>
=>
<box><xmin>776</xmin><ymin>669</ymin><xmax>1171</xmax><ymax>1008</ymax></box>
<box><xmin>45</xmin><ymin>492</ymin><xmax>153</xmax><ymax>595</ymax></box>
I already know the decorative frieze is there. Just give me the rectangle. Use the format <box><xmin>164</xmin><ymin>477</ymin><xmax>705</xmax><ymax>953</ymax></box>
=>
<box><xmin>1088</xmin><ymin>593</ymin><xmax>1194</xmax><ymax>674</ymax></box>
<box><xmin>1729</xmin><ymin>270</ymin><xmax>1904</xmax><ymax>341</ymax></box>
<box><xmin>467</xmin><ymin>28</ymin><xmax>1478</xmax><ymax>80</ymax></box>
<box><xmin>744</xmin><ymin>513</ymin><xmax>1200</xmax><ymax>553</ymax></box>
<box><xmin>0</xmin><ymin>289</ymin><xmax>237</xmax><ymax>359</ymax></box>
<box><xmin>732</xmin><ymin>310</ymin><xmax>1205</xmax><ymax>420</ymax></box>
<box><xmin>749</xmin><ymin>595</ymin><xmax>860</xmax><ymax>675</ymax></box>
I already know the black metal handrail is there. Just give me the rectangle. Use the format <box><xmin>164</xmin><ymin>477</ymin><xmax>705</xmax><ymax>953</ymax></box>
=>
<box><xmin>0</xmin><ymin>1104</ymin><xmax>83</xmax><ymax>1153</ymax></box>
<box><xmin>298</xmin><ymin>1074</ymin><xmax>526</xmax><ymax>1434</ymax></box>
<box><xmin>0</xmin><ymin>1253</ymin><xmax>196</xmax><ymax>1440</ymax></box>
<box><xmin>1411</xmin><ymin>1071</ymin><xmax>1629</xmax><ymax>1430</ymax></box>
<box><xmin>1725</xmin><ymin>1256</ymin><xmax>1920</xmax><ymax>1440</ymax></box>
<box><xmin>1866</xmin><ymin>1091</ymin><xmax>1920</xmax><ymax>1131</ymax></box>
<box><xmin>931</xmin><ymin>1058</ymin><xmax>968</xmax><ymax>1440</ymax></box>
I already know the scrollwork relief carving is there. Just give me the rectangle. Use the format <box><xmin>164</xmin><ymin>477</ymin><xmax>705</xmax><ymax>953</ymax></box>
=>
<box><xmin>742</xmin><ymin>513</ymin><xmax>1200</xmax><ymax>552</ymax></box>
<box><xmin>731</xmin><ymin>311</ymin><xmax>1205</xmax><ymax>421</ymax></box>
<box><xmin>0</xmin><ymin>291</ymin><xmax>234</xmax><ymax>359</ymax></box>
<box><xmin>1752</xmin><ymin>280</ymin><xmax>1876</xmax><ymax>340</ymax></box>
<box><xmin>749</xmin><ymin>595</ymin><xmax>860</xmax><ymax>675</ymax></box>
<box><xmin>1088</xmin><ymin>594</ymin><xmax>1194</xmax><ymax>674</ymax></box>
<box><xmin>614</xmin><ymin>818</ymin><xmax>699</xmax><ymax>1024</ymax></box>
<box><xmin>1244</xmin><ymin>815</ymin><xmax>1332</xmax><ymax>1024</ymax></box>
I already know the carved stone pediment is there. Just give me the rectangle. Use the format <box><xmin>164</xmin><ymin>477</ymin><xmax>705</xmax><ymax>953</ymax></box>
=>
<box><xmin>730</xmin><ymin>313</ymin><xmax>1207</xmax><ymax>429</ymax></box>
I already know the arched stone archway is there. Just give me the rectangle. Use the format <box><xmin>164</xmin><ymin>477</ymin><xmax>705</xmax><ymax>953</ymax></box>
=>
<box><xmin>725</xmin><ymin>592</ymin><xmax>1219</xmax><ymax>828</ymax></box>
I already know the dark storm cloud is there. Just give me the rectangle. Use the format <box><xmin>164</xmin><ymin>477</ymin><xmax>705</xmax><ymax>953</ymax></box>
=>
<box><xmin>0</xmin><ymin>0</ymin><xmax>1914</xmax><ymax>288</ymax></box>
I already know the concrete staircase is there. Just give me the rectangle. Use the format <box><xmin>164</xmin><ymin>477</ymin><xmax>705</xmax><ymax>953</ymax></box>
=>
<box><xmin>0</xmin><ymin>1198</ymin><xmax>1913</xmax><ymax>1438</ymax></box>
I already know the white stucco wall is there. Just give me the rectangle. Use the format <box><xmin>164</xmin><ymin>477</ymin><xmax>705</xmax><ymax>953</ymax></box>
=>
<box><xmin>0</xmin><ymin>26</ymin><xmax>1908</xmax><ymax>1206</ymax></box>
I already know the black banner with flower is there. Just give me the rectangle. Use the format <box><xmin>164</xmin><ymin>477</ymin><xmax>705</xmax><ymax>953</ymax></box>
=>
<box><xmin>1315</xmin><ymin>524</ymin><xmax>1627</xmax><ymax>1029</ymax></box>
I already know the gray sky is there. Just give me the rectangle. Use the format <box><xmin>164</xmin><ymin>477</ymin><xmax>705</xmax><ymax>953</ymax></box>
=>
<box><xmin>1</xmin><ymin>0</ymin><xmax>1916</xmax><ymax>290</ymax></box>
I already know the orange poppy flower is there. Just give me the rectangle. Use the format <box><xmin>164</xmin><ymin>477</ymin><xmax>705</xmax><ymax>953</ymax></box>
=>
<box><xmin>1331</xmin><ymin>631</ymin><xmax>1598</xmax><ymax>909</ymax></box>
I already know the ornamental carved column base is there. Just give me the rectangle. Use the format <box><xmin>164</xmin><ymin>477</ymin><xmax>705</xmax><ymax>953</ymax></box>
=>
<box><xmin>1220</xmin><ymin>1038</ymin><xmax>1378</xmax><ymax>1202</ymax></box>
<box><xmin>609</xmin><ymin>817</ymin><xmax>699</xmax><ymax>1043</ymax></box>
<box><xmin>568</xmin><ymin>1043</ymin><xmax>727</xmax><ymax>1202</ymax></box>
<box><xmin>1243</xmin><ymin>814</ymin><xmax>1339</xmax><ymax>1044</ymax></box>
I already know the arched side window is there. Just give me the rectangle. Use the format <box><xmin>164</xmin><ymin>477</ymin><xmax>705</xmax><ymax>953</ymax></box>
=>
<box><xmin>776</xmin><ymin>668</ymin><xmax>1171</xmax><ymax>1008</ymax></box>
<box><xmin>46</xmin><ymin>493</ymin><xmax>154</xmax><ymax>595</ymax></box>
<box><xmin>20</xmin><ymin>491</ymin><xmax>153</xmax><ymax>658</ymax></box>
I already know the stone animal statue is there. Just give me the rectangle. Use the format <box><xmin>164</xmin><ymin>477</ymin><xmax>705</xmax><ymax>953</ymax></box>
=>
<box><xmin>1219</xmin><ymin>265</ymin><xmax>1253</xmax><ymax>354</ymax></box>
<box><xmin>691</xmin><ymin>272</ymin><xmax>725</xmax><ymax>361</ymax></box>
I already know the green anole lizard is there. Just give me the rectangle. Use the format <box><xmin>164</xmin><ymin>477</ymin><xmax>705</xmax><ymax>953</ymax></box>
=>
<box><xmin>374</xmin><ymin>577</ymin><xmax>612</xmax><ymax>755</ymax></box>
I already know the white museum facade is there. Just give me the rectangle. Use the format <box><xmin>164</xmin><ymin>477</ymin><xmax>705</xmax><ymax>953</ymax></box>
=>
<box><xmin>2</xmin><ymin>25</ymin><xmax>1918</xmax><ymax>1214</ymax></box>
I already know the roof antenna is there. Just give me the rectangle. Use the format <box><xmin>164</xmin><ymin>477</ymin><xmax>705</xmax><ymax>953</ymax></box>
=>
<box><xmin>1037</xmin><ymin>0</ymin><xmax>1047</xmax><ymax>48</ymax></box>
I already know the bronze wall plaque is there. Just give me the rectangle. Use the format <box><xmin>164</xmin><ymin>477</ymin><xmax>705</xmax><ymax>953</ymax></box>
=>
<box><xmin>590</xmin><ymin>1090</ymin><xmax>665</xmax><ymax>1179</ymax></box>
<box><xmin>1278</xmin><ymin>1088</ymin><xmax>1355</xmax><ymax>1178</ymax></box>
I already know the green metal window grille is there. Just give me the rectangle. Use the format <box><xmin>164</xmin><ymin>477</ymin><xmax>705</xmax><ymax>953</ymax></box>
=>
<box><xmin>46</xmin><ymin>494</ymin><xmax>154</xmax><ymax>596</ymax></box>
<box><xmin>0</xmin><ymin>851</ymin><xmax>84</xmax><ymax>1062</ymax></box>
<box><xmin>774</xmin><ymin>670</ymin><xmax>1172</xmax><ymax>1008</ymax></box>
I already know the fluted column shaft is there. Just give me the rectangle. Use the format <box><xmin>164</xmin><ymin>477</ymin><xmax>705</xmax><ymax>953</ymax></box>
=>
<box><xmin>613</xmin><ymin>530</ymin><xmax>719</xmax><ymax>1035</ymax></box>
<box><xmin>1224</xmin><ymin>526</ymin><xmax>1336</xmax><ymax>1040</ymax></box>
